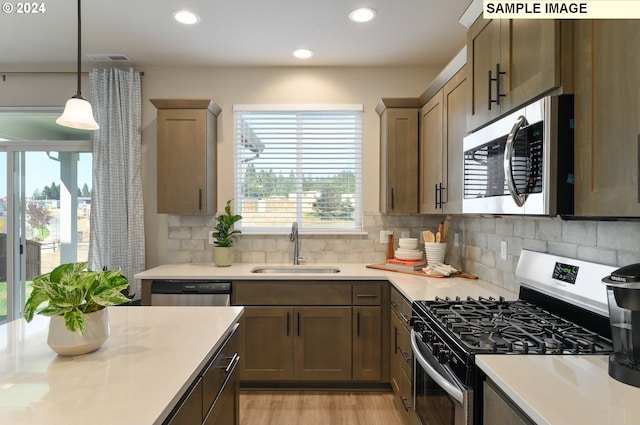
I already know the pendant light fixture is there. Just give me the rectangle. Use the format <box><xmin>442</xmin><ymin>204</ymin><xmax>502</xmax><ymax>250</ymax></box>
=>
<box><xmin>56</xmin><ymin>0</ymin><xmax>99</xmax><ymax>130</ymax></box>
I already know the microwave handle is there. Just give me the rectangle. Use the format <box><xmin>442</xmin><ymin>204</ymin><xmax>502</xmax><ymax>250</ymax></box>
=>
<box><xmin>504</xmin><ymin>115</ymin><xmax>528</xmax><ymax>208</ymax></box>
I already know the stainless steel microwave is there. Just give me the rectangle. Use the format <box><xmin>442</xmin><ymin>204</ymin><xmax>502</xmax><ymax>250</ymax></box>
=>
<box><xmin>462</xmin><ymin>95</ymin><xmax>574</xmax><ymax>216</ymax></box>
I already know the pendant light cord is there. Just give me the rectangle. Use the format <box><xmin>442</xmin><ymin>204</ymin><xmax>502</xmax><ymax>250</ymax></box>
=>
<box><xmin>75</xmin><ymin>0</ymin><xmax>82</xmax><ymax>98</ymax></box>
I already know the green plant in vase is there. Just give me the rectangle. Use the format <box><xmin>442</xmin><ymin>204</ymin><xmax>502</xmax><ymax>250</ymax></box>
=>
<box><xmin>24</xmin><ymin>262</ymin><xmax>131</xmax><ymax>355</ymax></box>
<box><xmin>211</xmin><ymin>199</ymin><xmax>242</xmax><ymax>266</ymax></box>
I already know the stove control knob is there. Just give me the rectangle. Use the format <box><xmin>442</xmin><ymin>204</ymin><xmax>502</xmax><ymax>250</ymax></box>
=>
<box><xmin>431</xmin><ymin>343</ymin><xmax>442</xmax><ymax>356</ymax></box>
<box><xmin>438</xmin><ymin>349</ymin><xmax>451</xmax><ymax>364</ymax></box>
<box><xmin>420</xmin><ymin>330</ymin><xmax>432</xmax><ymax>343</ymax></box>
<box><xmin>413</xmin><ymin>321</ymin><xmax>424</xmax><ymax>332</ymax></box>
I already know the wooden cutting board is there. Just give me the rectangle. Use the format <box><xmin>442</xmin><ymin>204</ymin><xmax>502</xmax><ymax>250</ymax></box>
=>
<box><xmin>366</xmin><ymin>263</ymin><xmax>478</xmax><ymax>279</ymax></box>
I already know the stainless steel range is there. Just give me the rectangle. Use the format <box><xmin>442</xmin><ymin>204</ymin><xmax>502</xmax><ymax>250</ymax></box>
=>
<box><xmin>410</xmin><ymin>250</ymin><xmax>616</xmax><ymax>425</ymax></box>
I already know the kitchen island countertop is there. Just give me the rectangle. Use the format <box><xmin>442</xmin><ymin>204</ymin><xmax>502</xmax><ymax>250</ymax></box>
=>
<box><xmin>477</xmin><ymin>354</ymin><xmax>640</xmax><ymax>425</ymax></box>
<box><xmin>0</xmin><ymin>306</ymin><xmax>244</xmax><ymax>425</ymax></box>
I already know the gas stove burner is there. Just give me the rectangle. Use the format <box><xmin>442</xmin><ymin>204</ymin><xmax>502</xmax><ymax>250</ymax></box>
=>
<box><xmin>413</xmin><ymin>296</ymin><xmax>614</xmax><ymax>356</ymax></box>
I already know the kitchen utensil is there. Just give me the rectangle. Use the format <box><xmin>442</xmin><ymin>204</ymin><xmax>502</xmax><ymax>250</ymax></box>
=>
<box><xmin>422</xmin><ymin>230</ymin><xmax>435</xmax><ymax>243</ymax></box>
<box><xmin>435</xmin><ymin>232</ymin><xmax>441</xmax><ymax>243</ymax></box>
<box><xmin>437</xmin><ymin>222</ymin><xmax>444</xmax><ymax>240</ymax></box>
<box><xmin>442</xmin><ymin>215</ymin><xmax>451</xmax><ymax>242</ymax></box>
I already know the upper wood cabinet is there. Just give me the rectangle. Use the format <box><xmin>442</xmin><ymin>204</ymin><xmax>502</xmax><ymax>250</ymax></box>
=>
<box><xmin>467</xmin><ymin>18</ymin><xmax>573</xmax><ymax>131</ymax></box>
<box><xmin>377</xmin><ymin>100</ymin><xmax>421</xmax><ymax>214</ymax></box>
<box><xmin>151</xmin><ymin>99</ymin><xmax>221</xmax><ymax>215</ymax></box>
<box><xmin>574</xmin><ymin>20</ymin><xmax>640</xmax><ymax>217</ymax></box>
<box><xmin>420</xmin><ymin>66</ymin><xmax>468</xmax><ymax>215</ymax></box>
<box><xmin>420</xmin><ymin>92</ymin><xmax>444</xmax><ymax>214</ymax></box>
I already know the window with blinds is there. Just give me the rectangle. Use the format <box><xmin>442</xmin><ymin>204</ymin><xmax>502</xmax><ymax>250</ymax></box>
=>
<box><xmin>233</xmin><ymin>104</ymin><xmax>363</xmax><ymax>233</ymax></box>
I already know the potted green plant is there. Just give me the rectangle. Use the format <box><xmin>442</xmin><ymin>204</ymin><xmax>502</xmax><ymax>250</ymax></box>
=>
<box><xmin>211</xmin><ymin>199</ymin><xmax>242</xmax><ymax>266</ymax></box>
<box><xmin>24</xmin><ymin>261</ymin><xmax>131</xmax><ymax>356</ymax></box>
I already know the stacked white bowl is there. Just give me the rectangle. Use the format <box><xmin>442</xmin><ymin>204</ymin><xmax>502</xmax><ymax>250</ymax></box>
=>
<box><xmin>395</xmin><ymin>238</ymin><xmax>422</xmax><ymax>260</ymax></box>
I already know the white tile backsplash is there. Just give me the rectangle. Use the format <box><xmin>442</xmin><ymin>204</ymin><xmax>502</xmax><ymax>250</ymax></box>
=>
<box><xmin>166</xmin><ymin>212</ymin><xmax>640</xmax><ymax>291</ymax></box>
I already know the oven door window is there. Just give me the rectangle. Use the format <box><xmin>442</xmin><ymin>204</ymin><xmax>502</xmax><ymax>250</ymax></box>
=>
<box><xmin>415</xmin><ymin>365</ymin><xmax>456</xmax><ymax>425</ymax></box>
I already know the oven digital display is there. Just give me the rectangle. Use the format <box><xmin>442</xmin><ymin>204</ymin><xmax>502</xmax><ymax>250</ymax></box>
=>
<box><xmin>552</xmin><ymin>262</ymin><xmax>579</xmax><ymax>284</ymax></box>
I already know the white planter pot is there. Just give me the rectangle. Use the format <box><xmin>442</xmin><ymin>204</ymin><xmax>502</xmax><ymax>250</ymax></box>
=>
<box><xmin>47</xmin><ymin>308</ymin><xmax>110</xmax><ymax>356</ymax></box>
<box><xmin>213</xmin><ymin>246</ymin><xmax>234</xmax><ymax>267</ymax></box>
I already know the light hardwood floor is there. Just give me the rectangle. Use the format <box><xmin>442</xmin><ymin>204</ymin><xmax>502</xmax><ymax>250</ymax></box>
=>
<box><xmin>239</xmin><ymin>390</ymin><xmax>404</xmax><ymax>425</ymax></box>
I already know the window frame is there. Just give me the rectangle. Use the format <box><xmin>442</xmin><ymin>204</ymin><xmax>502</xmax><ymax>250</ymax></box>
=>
<box><xmin>233</xmin><ymin>104</ymin><xmax>364</xmax><ymax>235</ymax></box>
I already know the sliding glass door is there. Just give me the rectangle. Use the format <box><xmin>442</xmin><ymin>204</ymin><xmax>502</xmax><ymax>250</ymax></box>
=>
<box><xmin>0</xmin><ymin>109</ymin><xmax>91</xmax><ymax>323</ymax></box>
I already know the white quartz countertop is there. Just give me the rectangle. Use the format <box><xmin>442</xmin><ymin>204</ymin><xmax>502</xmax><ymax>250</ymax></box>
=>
<box><xmin>477</xmin><ymin>354</ymin><xmax>640</xmax><ymax>425</ymax></box>
<box><xmin>0</xmin><ymin>306</ymin><xmax>244</xmax><ymax>425</ymax></box>
<box><xmin>134</xmin><ymin>262</ymin><xmax>517</xmax><ymax>303</ymax></box>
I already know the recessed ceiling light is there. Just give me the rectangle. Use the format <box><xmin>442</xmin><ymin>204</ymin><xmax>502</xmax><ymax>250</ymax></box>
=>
<box><xmin>173</xmin><ymin>10</ymin><xmax>200</xmax><ymax>25</ymax></box>
<box><xmin>349</xmin><ymin>7</ymin><xmax>377</xmax><ymax>23</ymax></box>
<box><xmin>292</xmin><ymin>49</ymin><xmax>314</xmax><ymax>59</ymax></box>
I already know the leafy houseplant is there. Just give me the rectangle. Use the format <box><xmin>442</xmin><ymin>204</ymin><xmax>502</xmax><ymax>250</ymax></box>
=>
<box><xmin>212</xmin><ymin>199</ymin><xmax>242</xmax><ymax>266</ymax></box>
<box><xmin>24</xmin><ymin>262</ymin><xmax>130</xmax><ymax>334</ymax></box>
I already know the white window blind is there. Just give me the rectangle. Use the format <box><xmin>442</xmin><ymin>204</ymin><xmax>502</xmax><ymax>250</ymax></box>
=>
<box><xmin>234</xmin><ymin>104</ymin><xmax>363</xmax><ymax>233</ymax></box>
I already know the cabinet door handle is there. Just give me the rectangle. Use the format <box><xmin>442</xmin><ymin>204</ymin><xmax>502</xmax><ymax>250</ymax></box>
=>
<box><xmin>198</xmin><ymin>188</ymin><xmax>203</xmax><ymax>211</ymax></box>
<box><xmin>395</xmin><ymin>327</ymin><xmax>400</xmax><ymax>353</ymax></box>
<box><xmin>297</xmin><ymin>312</ymin><xmax>300</xmax><ymax>337</ymax></box>
<box><xmin>357</xmin><ymin>311</ymin><xmax>361</xmax><ymax>337</ymax></box>
<box><xmin>489</xmin><ymin>63</ymin><xmax>507</xmax><ymax>110</ymax></box>
<box><xmin>488</xmin><ymin>69</ymin><xmax>494</xmax><ymax>110</ymax></box>
<box><xmin>391</xmin><ymin>188</ymin><xmax>395</xmax><ymax>210</ymax></box>
<box><xmin>286</xmin><ymin>312</ymin><xmax>290</xmax><ymax>336</ymax></box>
<box><xmin>435</xmin><ymin>182</ymin><xmax>446</xmax><ymax>209</ymax></box>
<box><xmin>495</xmin><ymin>63</ymin><xmax>506</xmax><ymax>105</ymax></box>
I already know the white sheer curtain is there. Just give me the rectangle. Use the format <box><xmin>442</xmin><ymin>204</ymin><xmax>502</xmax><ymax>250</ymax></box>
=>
<box><xmin>88</xmin><ymin>68</ymin><xmax>145</xmax><ymax>299</ymax></box>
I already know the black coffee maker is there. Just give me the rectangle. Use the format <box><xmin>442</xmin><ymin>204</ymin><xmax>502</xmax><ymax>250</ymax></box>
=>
<box><xmin>602</xmin><ymin>263</ymin><xmax>640</xmax><ymax>387</ymax></box>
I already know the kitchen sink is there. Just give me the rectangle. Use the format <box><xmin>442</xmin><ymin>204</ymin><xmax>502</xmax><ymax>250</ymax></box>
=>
<box><xmin>250</xmin><ymin>266</ymin><xmax>340</xmax><ymax>274</ymax></box>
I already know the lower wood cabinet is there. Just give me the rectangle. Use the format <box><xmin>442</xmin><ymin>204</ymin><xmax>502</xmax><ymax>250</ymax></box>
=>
<box><xmin>239</xmin><ymin>305</ymin><xmax>352</xmax><ymax>381</ymax></box>
<box><xmin>164</xmin><ymin>324</ymin><xmax>240</xmax><ymax>425</ymax></box>
<box><xmin>353</xmin><ymin>306</ymin><xmax>382</xmax><ymax>381</ymax></box>
<box><xmin>390</xmin><ymin>286</ymin><xmax>418</xmax><ymax>425</ymax></box>
<box><xmin>233</xmin><ymin>281</ymin><xmax>389</xmax><ymax>385</ymax></box>
<box><xmin>483</xmin><ymin>379</ymin><xmax>535</xmax><ymax>425</ymax></box>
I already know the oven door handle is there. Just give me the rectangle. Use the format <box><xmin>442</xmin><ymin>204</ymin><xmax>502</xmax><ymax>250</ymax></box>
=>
<box><xmin>503</xmin><ymin>114</ymin><xmax>528</xmax><ymax>208</ymax></box>
<box><xmin>411</xmin><ymin>330</ymin><xmax>464</xmax><ymax>404</ymax></box>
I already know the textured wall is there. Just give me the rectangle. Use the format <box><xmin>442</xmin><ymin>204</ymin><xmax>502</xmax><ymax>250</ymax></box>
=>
<box><xmin>167</xmin><ymin>212</ymin><xmax>640</xmax><ymax>295</ymax></box>
<box><xmin>167</xmin><ymin>212</ymin><xmax>444</xmax><ymax>265</ymax></box>
<box><xmin>447</xmin><ymin>216</ymin><xmax>640</xmax><ymax>293</ymax></box>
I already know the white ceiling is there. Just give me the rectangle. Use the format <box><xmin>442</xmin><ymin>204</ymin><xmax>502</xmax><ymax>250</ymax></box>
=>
<box><xmin>2</xmin><ymin>0</ymin><xmax>474</xmax><ymax>69</ymax></box>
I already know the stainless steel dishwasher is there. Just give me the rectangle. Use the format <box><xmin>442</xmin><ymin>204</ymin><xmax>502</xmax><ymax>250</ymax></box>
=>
<box><xmin>150</xmin><ymin>280</ymin><xmax>231</xmax><ymax>306</ymax></box>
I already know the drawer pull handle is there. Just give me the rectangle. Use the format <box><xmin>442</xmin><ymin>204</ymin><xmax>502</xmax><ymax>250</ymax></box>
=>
<box><xmin>223</xmin><ymin>353</ymin><xmax>240</xmax><ymax>374</ymax></box>
<box><xmin>399</xmin><ymin>396</ymin><xmax>411</xmax><ymax>412</ymax></box>
<box><xmin>399</xmin><ymin>312</ymin><xmax>410</xmax><ymax>323</ymax></box>
<box><xmin>356</xmin><ymin>294</ymin><xmax>378</xmax><ymax>299</ymax></box>
<box><xmin>400</xmin><ymin>350</ymin><xmax>411</xmax><ymax>363</ymax></box>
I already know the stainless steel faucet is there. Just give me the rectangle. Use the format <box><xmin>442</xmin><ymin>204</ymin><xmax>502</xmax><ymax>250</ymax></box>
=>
<box><xmin>290</xmin><ymin>221</ymin><xmax>302</xmax><ymax>265</ymax></box>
